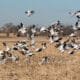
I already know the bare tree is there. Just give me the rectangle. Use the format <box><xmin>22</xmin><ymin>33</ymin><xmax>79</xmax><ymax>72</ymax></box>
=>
<box><xmin>3</xmin><ymin>23</ymin><xmax>16</xmax><ymax>37</ymax></box>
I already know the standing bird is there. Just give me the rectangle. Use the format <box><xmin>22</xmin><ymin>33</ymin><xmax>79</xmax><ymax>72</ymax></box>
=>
<box><xmin>25</xmin><ymin>10</ymin><xmax>35</xmax><ymax>17</ymax></box>
<box><xmin>39</xmin><ymin>56</ymin><xmax>49</xmax><ymax>65</ymax></box>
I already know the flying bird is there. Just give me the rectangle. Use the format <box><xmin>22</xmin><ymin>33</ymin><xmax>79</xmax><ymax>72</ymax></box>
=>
<box><xmin>69</xmin><ymin>10</ymin><xmax>80</xmax><ymax>21</ymax></box>
<box><xmin>25</xmin><ymin>10</ymin><xmax>35</xmax><ymax>17</ymax></box>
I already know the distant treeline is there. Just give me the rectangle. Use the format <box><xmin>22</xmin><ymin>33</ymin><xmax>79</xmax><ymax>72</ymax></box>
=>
<box><xmin>0</xmin><ymin>22</ymin><xmax>80</xmax><ymax>37</ymax></box>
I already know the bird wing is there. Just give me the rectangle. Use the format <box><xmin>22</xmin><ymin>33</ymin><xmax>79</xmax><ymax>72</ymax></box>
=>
<box><xmin>76</xmin><ymin>10</ymin><xmax>80</xmax><ymax>13</ymax></box>
<box><xmin>25</xmin><ymin>11</ymin><xmax>28</xmax><ymax>14</ymax></box>
<box><xmin>31</xmin><ymin>10</ymin><xmax>34</xmax><ymax>14</ymax></box>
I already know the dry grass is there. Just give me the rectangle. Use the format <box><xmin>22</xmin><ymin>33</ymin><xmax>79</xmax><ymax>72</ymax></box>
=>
<box><xmin>0</xmin><ymin>36</ymin><xmax>80</xmax><ymax>80</ymax></box>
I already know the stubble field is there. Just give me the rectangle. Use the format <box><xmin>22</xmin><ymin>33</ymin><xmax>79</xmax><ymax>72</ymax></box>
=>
<box><xmin>0</xmin><ymin>35</ymin><xmax>80</xmax><ymax>80</ymax></box>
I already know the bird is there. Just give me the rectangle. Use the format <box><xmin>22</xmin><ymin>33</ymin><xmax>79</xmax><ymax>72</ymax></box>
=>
<box><xmin>35</xmin><ymin>42</ymin><xmax>47</xmax><ymax>52</ymax></box>
<box><xmin>2</xmin><ymin>42</ymin><xmax>6</xmax><ymax>47</ymax></box>
<box><xmin>51</xmin><ymin>20</ymin><xmax>61</xmax><ymax>26</ymax></box>
<box><xmin>69</xmin><ymin>10</ymin><xmax>80</xmax><ymax>21</ymax></box>
<box><xmin>0</xmin><ymin>51</ymin><xmax>6</xmax><ymax>61</ymax></box>
<box><xmin>75</xmin><ymin>21</ymin><xmax>80</xmax><ymax>30</ymax></box>
<box><xmin>49</xmin><ymin>36</ymin><xmax>54</xmax><ymax>43</ymax></box>
<box><xmin>31</xmin><ymin>26</ymin><xmax>36</xmax><ymax>34</ymax></box>
<box><xmin>53</xmin><ymin>36</ymin><xmax>62</xmax><ymax>42</ymax></box>
<box><xmin>40</xmin><ymin>27</ymin><xmax>47</xmax><ymax>32</ymax></box>
<box><xmin>68</xmin><ymin>50</ymin><xmax>74</xmax><ymax>54</ymax></box>
<box><xmin>18</xmin><ymin>27</ymin><xmax>27</xmax><ymax>34</ymax></box>
<box><xmin>30</xmin><ymin>39</ymin><xmax>36</xmax><ymax>48</ymax></box>
<box><xmin>41</xmin><ymin>42</ymin><xmax>47</xmax><ymax>49</ymax></box>
<box><xmin>69</xmin><ymin>33</ymin><xmax>76</xmax><ymax>37</ymax></box>
<box><xmin>35</xmin><ymin>48</ymin><xmax>43</xmax><ymax>52</ymax></box>
<box><xmin>6</xmin><ymin>52</ymin><xmax>19</xmax><ymax>63</ymax></box>
<box><xmin>58</xmin><ymin>41</ymin><xmax>67</xmax><ymax>53</ymax></box>
<box><xmin>25</xmin><ymin>10</ymin><xmax>34</xmax><ymax>17</ymax></box>
<box><xmin>39</xmin><ymin>56</ymin><xmax>49</xmax><ymax>65</ymax></box>
<box><xmin>2</xmin><ymin>42</ymin><xmax>11</xmax><ymax>52</ymax></box>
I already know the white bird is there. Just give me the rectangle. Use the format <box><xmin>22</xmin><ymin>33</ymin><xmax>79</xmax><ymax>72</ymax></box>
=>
<box><xmin>68</xmin><ymin>50</ymin><xmax>74</xmax><ymax>54</ymax></box>
<box><xmin>39</xmin><ymin>56</ymin><xmax>49</xmax><ymax>65</ymax></box>
<box><xmin>2</xmin><ymin>42</ymin><xmax>11</xmax><ymax>52</ymax></box>
<box><xmin>75</xmin><ymin>21</ymin><xmax>80</xmax><ymax>29</ymax></box>
<box><xmin>71</xmin><ymin>43</ymin><xmax>79</xmax><ymax>49</ymax></box>
<box><xmin>53</xmin><ymin>36</ymin><xmax>61</xmax><ymax>42</ymax></box>
<box><xmin>18</xmin><ymin>27</ymin><xmax>26</xmax><ymax>34</ymax></box>
<box><xmin>35</xmin><ymin>42</ymin><xmax>47</xmax><ymax>52</ymax></box>
<box><xmin>25</xmin><ymin>10</ymin><xmax>34</xmax><ymax>17</ymax></box>
<box><xmin>58</xmin><ymin>44</ymin><xmax>65</xmax><ymax>53</ymax></box>
<box><xmin>49</xmin><ymin>36</ymin><xmax>54</xmax><ymax>43</ymax></box>
<box><xmin>72</xmin><ymin>25</ymin><xmax>78</xmax><ymax>30</ymax></box>
<box><xmin>51</xmin><ymin>20</ymin><xmax>61</xmax><ymax>26</ymax></box>
<box><xmin>41</xmin><ymin>42</ymin><xmax>47</xmax><ymax>49</ymax></box>
<box><xmin>69</xmin><ymin>10</ymin><xmax>80</xmax><ymax>21</ymax></box>
<box><xmin>31</xmin><ymin>28</ymin><xmax>36</xmax><ymax>34</ymax></box>
<box><xmin>0</xmin><ymin>51</ymin><xmax>7</xmax><ymax>63</ymax></box>
<box><xmin>69</xmin><ymin>33</ymin><xmax>76</xmax><ymax>37</ymax></box>
<box><xmin>7</xmin><ymin>52</ymin><xmax>19</xmax><ymax>63</ymax></box>
<box><xmin>35</xmin><ymin>48</ymin><xmax>43</xmax><ymax>52</ymax></box>
<box><xmin>0</xmin><ymin>51</ymin><xmax>5</xmax><ymax>60</ymax></box>
<box><xmin>50</xmin><ymin>27</ymin><xmax>55</xmax><ymax>35</ymax></box>
<box><xmin>58</xmin><ymin>41</ymin><xmax>67</xmax><ymax>53</ymax></box>
<box><xmin>30</xmin><ymin>39</ymin><xmax>36</xmax><ymax>48</ymax></box>
<box><xmin>40</xmin><ymin>27</ymin><xmax>47</xmax><ymax>32</ymax></box>
<box><xmin>31</xmin><ymin>33</ymin><xmax>35</xmax><ymax>39</ymax></box>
